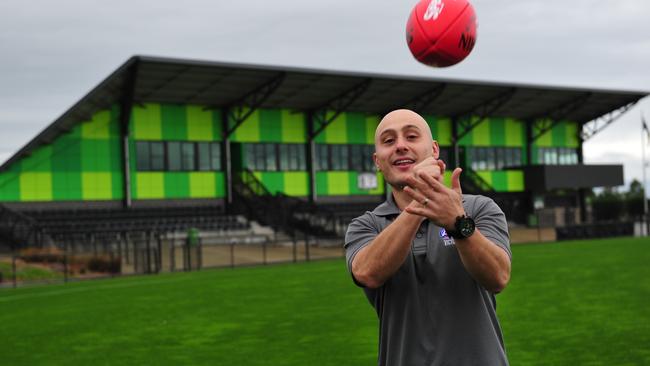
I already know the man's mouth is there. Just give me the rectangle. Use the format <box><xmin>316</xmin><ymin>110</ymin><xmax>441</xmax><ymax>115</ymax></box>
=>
<box><xmin>393</xmin><ymin>159</ymin><xmax>415</xmax><ymax>166</ymax></box>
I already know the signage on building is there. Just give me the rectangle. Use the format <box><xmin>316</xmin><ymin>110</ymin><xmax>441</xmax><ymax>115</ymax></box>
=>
<box><xmin>358</xmin><ymin>173</ymin><xmax>378</xmax><ymax>190</ymax></box>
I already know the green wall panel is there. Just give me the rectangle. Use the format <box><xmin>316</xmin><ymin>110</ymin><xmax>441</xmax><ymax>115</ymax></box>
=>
<box><xmin>490</xmin><ymin>118</ymin><xmax>506</xmax><ymax>146</ymax></box>
<box><xmin>281</xmin><ymin>110</ymin><xmax>306</xmax><ymax>143</ymax></box>
<box><xmin>161</xmin><ymin>104</ymin><xmax>188</xmax><ymax>140</ymax></box>
<box><xmin>346</xmin><ymin>113</ymin><xmax>368</xmax><ymax>144</ymax></box>
<box><xmin>0</xmin><ymin>172</ymin><xmax>20</xmax><ymax>201</ymax></box>
<box><xmin>551</xmin><ymin>122</ymin><xmax>566</xmax><ymax>147</ymax></box>
<box><xmin>507</xmin><ymin>171</ymin><xmax>524</xmax><ymax>192</ymax></box>
<box><xmin>187</xmin><ymin>106</ymin><xmax>215</xmax><ymax>141</ymax></box>
<box><xmin>425</xmin><ymin>116</ymin><xmax>452</xmax><ymax>146</ymax></box>
<box><xmin>532</xmin><ymin>120</ymin><xmax>579</xmax><ymax>150</ymax></box>
<box><xmin>20</xmin><ymin>172</ymin><xmax>52</xmax><ymax>201</ymax></box>
<box><xmin>82</xmin><ymin>172</ymin><xmax>113</xmax><ymax>200</ymax></box>
<box><xmin>255</xmin><ymin>172</ymin><xmax>284</xmax><ymax>195</ymax></box>
<box><xmin>316</xmin><ymin>172</ymin><xmax>329</xmax><ymax>196</ymax></box>
<box><xmin>325</xmin><ymin>172</ymin><xmax>350</xmax><ymax>195</ymax></box>
<box><xmin>259</xmin><ymin>109</ymin><xmax>283</xmax><ymax>143</ymax></box>
<box><xmin>232</xmin><ymin>109</ymin><xmax>261</xmax><ymax>142</ymax></box>
<box><xmin>322</xmin><ymin>113</ymin><xmax>347</xmax><ymax>144</ymax></box>
<box><xmin>505</xmin><ymin>119</ymin><xmax>524</xmax><ymax>147</ymax></box>
<box><xmin>53</xmin><ymin>172</ymin><xmax>82</xmax><ymax>200</ymax></box>
<box><xmin>132</xmin><ymin>104</ymin><xmax>162</xmax><ymax>140</ymax></box>
<box><xmin>283</xmin><ymin>172</ymin><xmax>309</xmax><ymax>196</ymax></box>
<box><xmin>189</xmin><ymin>172</ymin><xmax>217</xmax><ymax>198</ymax></box>
<box><xmin>212</xmin><ymin>109</ymin><xmax>223</xmax><ymax>141</ymax></box>
<box><xmin>565</xmin><ymin>122</ymin><xmax>579</xmax><ymax>148</ymax></box>
<box><xmin>164</xmin><ymin>173</ymin><xmax>190</xmax><ymax>199</ymax></box>
<box><xmin>135</xmin><ymin>172</ymin><xmax>164</xmax><ymax>199</ymax></box>
<box><xmin>491</xmin><ymin>171</ymin><xmax>508</xmax><ymax>192</ymax></box>
<box><xmin>365</xmin><ymin>116</ymin><xmax>380</xmax><ymax>144</ymax></box>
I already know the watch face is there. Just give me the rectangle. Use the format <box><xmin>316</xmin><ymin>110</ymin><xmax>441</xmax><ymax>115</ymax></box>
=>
<box><xmin>457</xmin><ymin>216</ymin><xmax>475</xmax><ymax>238</ymax></box>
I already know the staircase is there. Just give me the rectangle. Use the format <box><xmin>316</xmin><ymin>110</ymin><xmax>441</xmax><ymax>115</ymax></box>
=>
<box><xmin>232</xmin><ymin>170</ymin><xmax>342</xmax><ymax>239</ymax></box>
<box><xmin>460</xmin><ymin>168</ymin><xmax>494</xmax><ymax>194</ymax></box>
<box><xmin>0</xmin><ymin>204</ymin><xmax>46</xmax><ymax>250</ymax></box>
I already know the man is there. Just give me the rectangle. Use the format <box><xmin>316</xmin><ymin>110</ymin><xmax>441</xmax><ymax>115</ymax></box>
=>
<box><xmin>345</xmin><ymin>109</ymin><xmax>511</xmax><ymax>366</ymax></box>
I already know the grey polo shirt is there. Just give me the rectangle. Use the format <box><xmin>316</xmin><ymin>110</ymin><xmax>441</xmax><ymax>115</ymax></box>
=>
<box><xmin>345</xmin><ymin>194</ymin><xmax>511</xmax><ymax>366</ymax></box>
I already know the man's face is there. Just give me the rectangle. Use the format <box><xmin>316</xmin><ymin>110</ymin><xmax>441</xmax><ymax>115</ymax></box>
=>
<box><xmin>374</xmin><ymin>110</ymin><xmax>439</xmax><ymax>189</ymax></box>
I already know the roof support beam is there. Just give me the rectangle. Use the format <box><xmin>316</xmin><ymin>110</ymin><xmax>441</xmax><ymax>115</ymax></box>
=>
<box><xmin>223</xmin><ymin>72</ymin><xmax>287</xmax><ymax>137</ymax></box>
<box><xmin>580</xmin><ymin>101</ymin><xmax>637</xmax><ymax>141</ymax></box>
<box><xmin>454</xmin><ymin>88</ymin><xmax>517</xmax><ymax>141</ymax></box>
<box><xmin>527</xmin><ymin>92</ymin><xmax>592</xmax><ymax>143</ymax></box>
<box><xmin>309</xmin><ymin>78</ymin><xmax>372</xmax><ymax>139</ymax></box>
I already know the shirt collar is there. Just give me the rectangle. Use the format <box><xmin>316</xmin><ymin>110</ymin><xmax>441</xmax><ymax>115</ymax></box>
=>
<box><xmin>372</xmin><ymin>193</ymin><xmax>401</xmax><ymax>217</ymax></box>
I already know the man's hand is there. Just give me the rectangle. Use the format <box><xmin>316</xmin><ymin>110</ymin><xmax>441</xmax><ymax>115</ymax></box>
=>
<box><xmin>412</xmin><ymin>157</ymin><xmax>446</xmax><ymax>184</ymax></box>
<box><xmin>403</xmin><ymin>167</ymin><xmax>464</xmax><ymax>230</ymax></box>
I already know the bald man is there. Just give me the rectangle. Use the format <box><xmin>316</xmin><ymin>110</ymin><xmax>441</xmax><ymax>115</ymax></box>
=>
<box><xmin>345</xmin><ymin>109</ymin><xmax>511</xmax><ymax>366</ymax></box>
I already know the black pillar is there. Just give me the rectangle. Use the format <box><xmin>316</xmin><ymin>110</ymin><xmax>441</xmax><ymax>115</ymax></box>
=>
<box><xmin>221</xmin><ymin>108</ymin><xmax>233</xmax><ymax>212</ymax></box>
<box><xmin>119</xmin><ymin>59</ymin><xmax>139</xmax><ymax>209</ymax></box>
<box><xmin>306</xmin><ymin>112</ymin><xmax>317</xmax><ymax>203</ymax></box>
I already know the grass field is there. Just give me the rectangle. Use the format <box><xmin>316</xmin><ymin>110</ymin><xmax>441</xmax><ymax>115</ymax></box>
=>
<box><xmin>0</xmin><ymin>237</ymin><xmax>648</xmax><ymax>365</ymax></box>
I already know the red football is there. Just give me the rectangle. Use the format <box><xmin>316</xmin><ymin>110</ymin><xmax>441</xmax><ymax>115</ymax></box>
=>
<box><xmin>406</xmin><ymin>0</ymin><xmax>478</xmax><ymax>67</ymax></box>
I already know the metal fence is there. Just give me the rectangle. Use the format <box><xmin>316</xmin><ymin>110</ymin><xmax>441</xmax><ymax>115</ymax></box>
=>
<box><xmin>0</xmin><ymin>231</ymin><xmax>345</xmax><ymax>289</ymax></box>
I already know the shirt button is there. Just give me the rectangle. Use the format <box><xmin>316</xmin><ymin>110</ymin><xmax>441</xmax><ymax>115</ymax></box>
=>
<box><xmin>416</xmin><ymin>232</ymin><xmax>423</xmax><ymax>238</ymax></box>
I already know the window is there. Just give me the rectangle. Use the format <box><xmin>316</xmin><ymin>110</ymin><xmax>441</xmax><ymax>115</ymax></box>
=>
<box><xmin>265</xmin><ymin>143</ymin><xmax>277</xmax><ymax>171</ymax></box>
<box><xmin>470</xmin><ymin>147</ymin><xmax>523</xmax><ymax>171</ymax></box>
<box><xmin>150</xmin><ymin>142</ymin><xmax>165</xmax><ymax>171</ymax></box>
<box><xmin>135</xmin><ymin>141</ymin><xmax>222</xmax><ymax>172</ymax></box>
<box><xmin>136</xmin><ymin>141</ymin><xmax>151</xmax><ymax>171</ymax></box>
<box><xmin>330</xmin><ymin>145</ymin><xmax>349</xmax><ymax>171</ymax></box>
<box><xmin>210</xmin><ymin>142</ymin><xmax>222</xmax><ymax>170</ymax></box>
<box><xmin>167</xmin><ymin>142</ymin><xmax>181</xmax><ymax>171</ymax></box>
<box><xmin>316</xmin><ymin>144</ymin><xmax>329</xmax><ymax>171</ymax></box>
<box><xmin>198</xmin><ymin>143</ymin><xmax>211</xmax><ymax>171</ymax></box>
<box><xmin>537</xmin><ymin>147</ymin><xmax>578</xmax><ymax>165</ymax></box>
<box><xmin>181</xmin><ymin>142</ymin><xmax>195</xmax><ymax>170</ymax></box>
<box><xmin>243</xmin><ymin>143</ymin><xmax>306</xmax><ymax>172</ymax></box>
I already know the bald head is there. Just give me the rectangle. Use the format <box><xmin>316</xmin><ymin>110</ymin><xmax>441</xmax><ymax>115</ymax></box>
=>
<box><xmin>375</xmin><ymin>109</ymin><xmax>433</xmax><ymax>145</ymax></box>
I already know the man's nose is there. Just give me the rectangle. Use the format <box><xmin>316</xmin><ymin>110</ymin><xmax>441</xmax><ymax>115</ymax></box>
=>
<box><xmin>395</xmin><ymin>137</ymin><xmax>409</xmax><ymax>152</ymax></box>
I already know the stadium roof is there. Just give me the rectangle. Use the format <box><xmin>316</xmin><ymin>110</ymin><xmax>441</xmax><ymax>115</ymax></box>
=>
<box><xmin>2</xmin><ymin>55</ymin><xmax>648</xmax><ymax>171</ymax></box>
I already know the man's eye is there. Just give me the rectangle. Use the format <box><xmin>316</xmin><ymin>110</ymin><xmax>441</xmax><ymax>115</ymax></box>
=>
<box><xmin>407</xmin><ymin>135</ymin><xmax>418</xmax><ymax>140</ymax></box>
<box><xmin>383</xmin><ymin>138</ymin><xmax>394</xmax><ymax>144</ymax></box>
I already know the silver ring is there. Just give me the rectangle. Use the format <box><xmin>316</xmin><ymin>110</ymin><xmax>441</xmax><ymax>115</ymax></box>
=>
<box><xmin>422</xmin><ymin>198</ymin><xmax>429</xmax><ymax>206</ymax></box>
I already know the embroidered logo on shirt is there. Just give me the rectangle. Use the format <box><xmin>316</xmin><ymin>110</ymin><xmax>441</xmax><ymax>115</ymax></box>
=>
<box><xmin>439</xmin><ymin>228</ymin><xmax>455</xmax><ymax>247</ymax></box>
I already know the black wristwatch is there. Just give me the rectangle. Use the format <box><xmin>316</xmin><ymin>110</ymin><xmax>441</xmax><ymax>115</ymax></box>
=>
<box><xmin>447</xmin><ymin>215</ymin><xmax>475</xmax><ymax>239</ymax></box>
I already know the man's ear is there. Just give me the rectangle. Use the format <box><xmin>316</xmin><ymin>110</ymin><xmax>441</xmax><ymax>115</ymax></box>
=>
<box><xmin>373</xmin><ymin>152</ymin><xmax>380</xmax><ymax>171</ymax></box>
<box><xmin>432</xmin><ymin>140</ymin><xmax>440</xmax><ymax>159</ymax></box>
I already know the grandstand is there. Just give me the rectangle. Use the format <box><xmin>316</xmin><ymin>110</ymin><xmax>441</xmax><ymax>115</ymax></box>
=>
<box><xmin>0</xmin><ymin>55</ymin><xmax>647</xmax><ymax>255</ymax></box>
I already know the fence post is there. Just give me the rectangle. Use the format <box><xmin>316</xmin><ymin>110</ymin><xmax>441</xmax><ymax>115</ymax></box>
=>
<box><xmin>292</xmin><ymin>236</ymin><xmax>297</xmax><ymax>263</ymax></box>
<box><xmin>305</xmin><ymin>233</ymin><xmax>311</xmax><ymax>262</ymax></box>
<box><xmin>170</xmin><ymin>235</ymin><xmax>176</xmax><ymax>272</ymax></box>
<box><xmin>12</xmin><ymin>252</ymin><xmax>17</xmax><ymax>289</ymax></box>
<box><xmin>263</xmin><ymin>237</ymin><xmax>267</xmax><ymax>265</ymax></box>
<box><xmin>230</xmin><ymin>242</ymin><xmax>235</xmax><ymax>269</ymax></box>
<box><xmin>156</xmin><ymin>233</ymin><xmax>162</xmax><ymax>273</ymax></box>
<box><xmin>64</xmin><ymin>239</ymin><xmax>69</xmax><ymax>283</ymax></box>
<box><xmin>197</xmin><ymin>237</ymin><xmax>203</xmax><ymax>270</ymax></box>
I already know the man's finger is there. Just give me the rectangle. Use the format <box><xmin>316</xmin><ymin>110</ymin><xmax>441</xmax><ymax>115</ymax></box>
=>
<box><xmin>437</xmin><ymin>160</ymin><xmax>446</xmax><ymax>183</ymax></box>
<box><xmin>403</xmin><ymin>186</ymin><xmax>427</xmax><ymax>205</ymax></box>
<box><xmin>451</xmin><ymin>167</ymin><xmax>463</xmax><ymax>194</ymax></box>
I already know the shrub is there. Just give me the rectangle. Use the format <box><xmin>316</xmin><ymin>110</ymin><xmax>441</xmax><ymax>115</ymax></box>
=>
<box><xmin>87</xmin><ymin>256</ymin><xmax>121</xmax><ymax>274</ymax></box>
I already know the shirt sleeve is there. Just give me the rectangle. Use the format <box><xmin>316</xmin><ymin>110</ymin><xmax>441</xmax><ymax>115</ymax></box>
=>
<box><xmin>344</xmin><ymin>212</ymin><xmax>380</xmax><ymax>286</ymax></box>
<box><xmin>469</xmin><ymin>196</ymin><xmax>512</xmax><ymax>260</ymax></box>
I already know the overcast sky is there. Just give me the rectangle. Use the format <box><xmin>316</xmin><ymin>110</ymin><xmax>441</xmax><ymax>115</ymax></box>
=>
<box><xmin>1</xmin><ymin>0</ymin><xmax>649</xmax><ymax>191</ymax></box>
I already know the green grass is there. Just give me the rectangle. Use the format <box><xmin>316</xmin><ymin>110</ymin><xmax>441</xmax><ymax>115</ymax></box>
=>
<box><xmin>0</xmin><ymin>237</ymin><xmax>648</xmax><ymax>365</ymax></box>
<box><xmin>0</xmin><ymin>262</ymin><xmax>63</xmax><ymax>282</ymax></box>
